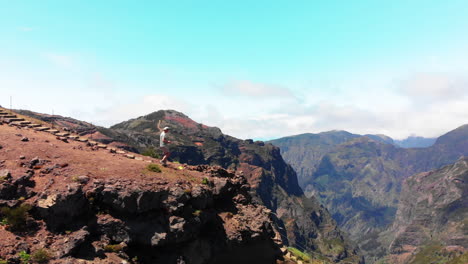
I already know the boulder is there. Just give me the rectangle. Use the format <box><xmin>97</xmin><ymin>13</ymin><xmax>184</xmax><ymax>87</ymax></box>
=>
<box><xmin>53</xmin><ymin>227</ymin><xmax>90</xmax><ymax>258</ymax></box>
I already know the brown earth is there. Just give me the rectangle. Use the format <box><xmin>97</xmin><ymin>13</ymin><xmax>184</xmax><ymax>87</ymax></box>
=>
<box><xmin>0</xmin><ymin>118</ymin><xmax>285</xmax><ymax>264</ymax></box>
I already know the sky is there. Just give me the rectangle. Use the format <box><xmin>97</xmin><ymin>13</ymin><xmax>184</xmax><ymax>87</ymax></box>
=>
<box><xmin>1</xmin><ymin>0</ymin><xmax>468</xmax><ymax>140</ymax></box>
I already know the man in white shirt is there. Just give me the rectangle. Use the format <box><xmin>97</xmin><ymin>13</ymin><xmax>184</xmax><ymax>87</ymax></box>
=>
<box><xmin>158</xmin><ymin>120</ymin><xmax>171</xmax><ymax>166</ymax></box>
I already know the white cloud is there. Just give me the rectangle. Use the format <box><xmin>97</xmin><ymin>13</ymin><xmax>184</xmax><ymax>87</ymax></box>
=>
<box><xmin>399</xmin><ymin>72</ymin><xmax>468</xmax><ymax>101</ymax></box>
<box><xmin>221</xmin><ymin>80</ymin><xmax>296</xmax><ymax>98</ymax></box>
<box><xmin>42</xmin><ymin>53</ymin><xmax>75</xmax><ymax>68</ymax></box>
<box><xmin>87</xmin><ymin>94</ymin><xmax>193</xmax><ymax>127</ymax></box>
<box><xmin>1</xmin><ymin>52</ymin><xmax>467</xmax><ymax>142</ymax></box>
<box><xmin>18</xmin><ymin>27</ymin><xmax>34</xmax><ymax>32</ymax></box>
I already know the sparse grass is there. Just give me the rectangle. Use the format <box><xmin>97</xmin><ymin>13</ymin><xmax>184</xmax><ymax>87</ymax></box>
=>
<box><xmin>31</xmin><ymin>248</ymin><xmax>51</xmax><ymax>263</ymax></box>
<box><xmin>322</xmin><ymin>238</ymin><xmax>345</xmax><ymax>256</ymax></box>
<box><xmin>104</xmin><ymin>244</ymin><xmax>123</xmax><ymax>253</ymax></box>
<box><xmin>288</xmin><ymin>247</ymin><xmax>312</xmax><ymax>262</ymax></box>
<box><xmin>202</xmin><ymin>177</ymin><xmax>209</xmax><ymax>185</ymax></box>
<box><xmin>193</xmin><ymin>210</ymin><xmax>202</xmax><ymax>217</ymax></box>
<box><xmin>142</xmin><ymin>147</ymin><xmax>160</xmax><ymax>159</ymax></box>
<box><xmin>1</xmin><ymin>203</ymin><xmax>32</xmax><ymax>231</ymax></box>
<box><xmin>407</xmin><ymin>242</ymin><xmax>452</xmax><ymax>264</ymax></box>
<box><xmin>146</xmin><ymin>163</ymin><xmax>162</xmax><ymax>173</ymax></box>
<box><xmin>447</xmin><ymin>252</ymin><xmax>468</xmax><ymax>264</ymax></box>
<box><xmin>19</xmin><ymin>250</ymin><xmax>31</xmax><ymax>264</ymax></box>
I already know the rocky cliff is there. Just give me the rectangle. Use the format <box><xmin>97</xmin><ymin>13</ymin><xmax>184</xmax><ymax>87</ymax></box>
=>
<box><xmin>0</xmin><ymin>119</ymin><xmax>282</xmax><ymax>264</ymax></box>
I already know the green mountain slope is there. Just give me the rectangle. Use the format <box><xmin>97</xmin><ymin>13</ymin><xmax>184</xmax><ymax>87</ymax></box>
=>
<box><xmin>378</xmin><ymin>157</ymin><xmax>468</xmax><ymax>264</ymax></box>
<box><xmin>270</xmin><ymin>125</ymin><xmax>468</xmax><ymax>262</ymax></box>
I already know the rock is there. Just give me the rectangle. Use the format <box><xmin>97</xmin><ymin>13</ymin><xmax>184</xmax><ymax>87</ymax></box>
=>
<box><xmin>151</xmin><ymin>232</ymin><xmax>168</xmax><ymax>246</ymax></box>
<box><xmin>19</xmin><ymin>156</ymin><xmax>25</xmax><ymax>160</ymax></box>
<box><xmin>36</xmin><ymin>184</ymin><xmax>89</xmax><ymax>231</ymax></box>
<box><xmin>280</xmin><ymin>246</ymin><xmax>288</xmax><ymax>254</ymax></box>
<box><xmin>53</xmin><ymin>227</ymin><xmax>90</xmax><ymax>258</ymax></box>
<box><xmin>169</xmin><ymin>216</ymin><xmax>185</xmax><ymax>233</ymax></box>
<box><xmin>21</xmin><ymin>137</ymin><xmax>29</xmax><ymax>142</ymax></box>
<box><xmin>0</xmin><ymin>172</ymin><xmax>16</xmax><ymax>199</ymax></box>
<box><xmin>125</xmin><ymin>154</ymin><xmax>135</xmax><ymax>159</ymax></box>
<box><xmin>41</xmin><ymin>165</ymin><xmax>58</xmax><ymax>174</ymax></box>
<box><xmin>212</xmin><ymin>178</ymin><xmax>230</xmax><ymax>196</ymax></box>
<box><xmin>190</xmin><ymin>185</ymin><xmax>213</xmax><ymax>209</ymax></box>
<box><xmin>97</xmin><ymin>215</ymin><xmax>130</xmax><ymax>243</ymax></box>
<box><xmin>29</xmin><ymin>157</ymin><xmax>40</xmax><ymax>168</ymax></box>
<box><xmin>0</xmin><ymin>169</ymin><xmax>11</xmax><ymax>180</ymax></box>
<box><xmin>14</xmin><ymin>172</ymin><xmax>34</xmax><ymax>187</ymax></box>
<box><xmin>76</xmin><ymin>176</ymin><xmax>90</xmax><ymax>184</ymax></box>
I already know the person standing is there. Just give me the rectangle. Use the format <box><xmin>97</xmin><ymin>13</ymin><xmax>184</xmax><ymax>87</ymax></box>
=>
<box><xmin>157</xmin><ymin>120</ymin><xmax>171</xmax><ymax>166</ymax></box>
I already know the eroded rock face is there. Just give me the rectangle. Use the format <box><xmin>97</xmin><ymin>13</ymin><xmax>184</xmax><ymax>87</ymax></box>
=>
<box><xmin>0</xmin><ymin>164</ymin><xmax>281</xmax><ymax>264</ymax></box>
<box><xmin>36</xmin><ymin>183</ymin><xmax>90</xmax><ymax>231</ymax></box>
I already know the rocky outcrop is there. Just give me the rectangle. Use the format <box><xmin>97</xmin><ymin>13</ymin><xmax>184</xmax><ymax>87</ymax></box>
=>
<box><xmin>0</xmin><ymin>164</ymin><xmax>281</xmax><ymax>264</ymax></box>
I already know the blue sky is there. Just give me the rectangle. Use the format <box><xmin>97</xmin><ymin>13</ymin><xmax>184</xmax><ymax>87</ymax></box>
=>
<box><xmin>1</xmin><ymin>1</ymin><xmax>468</xmax><ymax>139</ymax></box>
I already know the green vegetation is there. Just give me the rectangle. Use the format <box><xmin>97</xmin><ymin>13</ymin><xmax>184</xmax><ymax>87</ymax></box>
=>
<box><xmin>31</xmin><ymin>248</ymin><xmax>51</xmax><ymax>263</ymax></box>
<box><xmin>287</xmin><ymin>247</ymin><xmax>312</xmax><ymax>262</ymax></box>
<box><xmin>104</xmin><ymin>244</ymin><xmax>123</xmax><ymax>253</ymax></box>
<box><xmin>146</xmin><ymin>163</ymin><xmax>162</xmax><ymax>173</ymax></box>
<box><xmin>321</xmin><ymin>238</ymin><xmax>345</xmax><ymax>256</ymax></box>
<box><xmin>408</xmin><ymin>242</ymin><xmax>462</xmax><ymax>264</ymax></box>
<box><xmin>142</xmin><ymin>147</ymin><xmax>160</xmax><ymax>159</ymax></box>
<box><xmin>201</xmin><ymin>177</ymin><xmax>209</xmax><ymax>185</ymax></box>
<box><xmin>0</xmin><ymin>203</ymin><xmax>32</xmax><ymax>231</ymax></box>
<box><xmin>19</xmin><ymin>250</ymin><xmax>31</xmax><ymax>264</ymax></box>
<box><xmin>447</xmin><ymin>252</ymin><xmax>468</xmax><ymax>264</ymax></box>
<box><xmin>0</xmin><ymin>259</ymin><xmax>7</xmax><ymax>264</ymax></box>
<box><xmin>192</xmin><ymin>210</ymin><xmax>202</xmax><ymax>217</ymax></box>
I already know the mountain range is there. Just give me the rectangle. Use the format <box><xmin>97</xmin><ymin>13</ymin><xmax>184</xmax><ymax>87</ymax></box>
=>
<box><xmin>269</xmin><ymin>125</ymin><xmax>468</xmax><ymax>262</ymax></box>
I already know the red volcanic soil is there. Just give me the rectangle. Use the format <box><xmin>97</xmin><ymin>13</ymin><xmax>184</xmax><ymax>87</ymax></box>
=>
<box><xmin>0</xmin><ymin>121</ymin><xmax>219</xmax><ymax>263</ymax></box>
<box><xmin>0</xmin><ymin>123</ymin><xmax>207</xmax><ymax>186</ymax></box>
